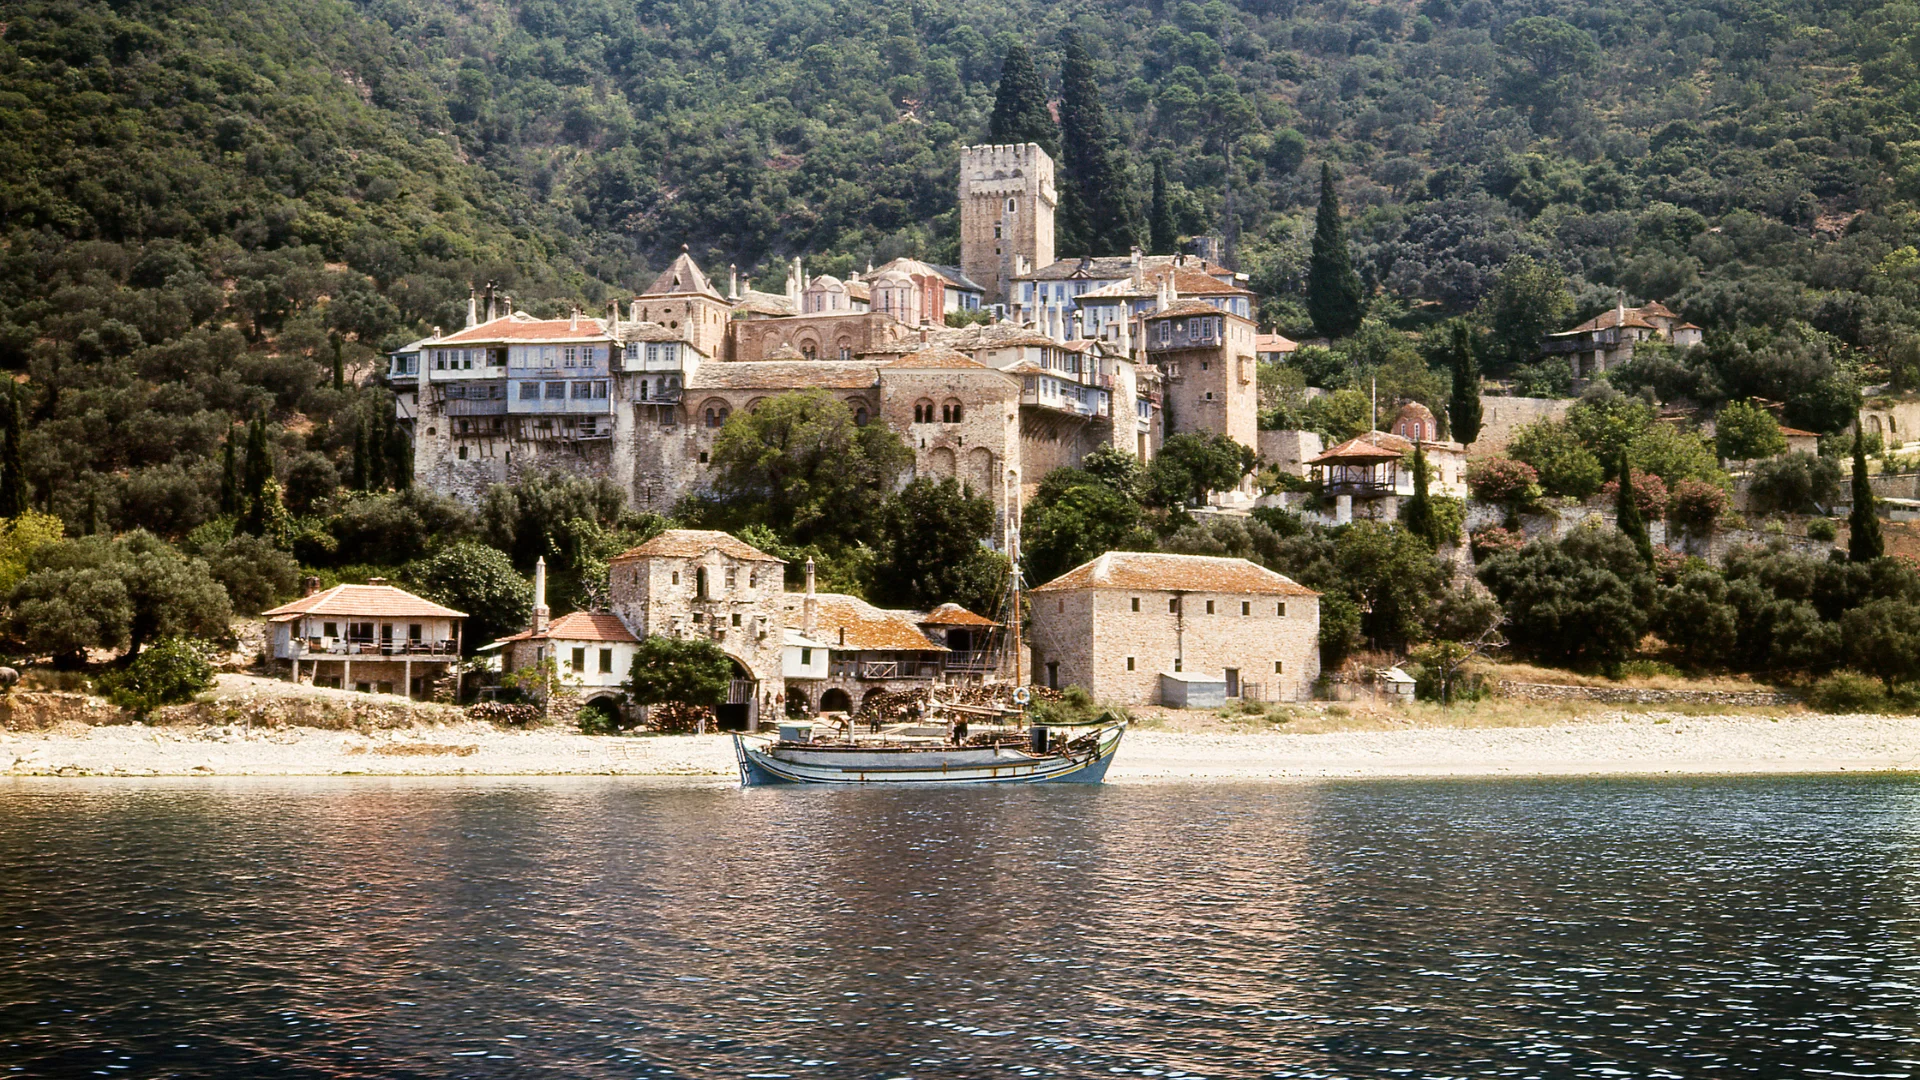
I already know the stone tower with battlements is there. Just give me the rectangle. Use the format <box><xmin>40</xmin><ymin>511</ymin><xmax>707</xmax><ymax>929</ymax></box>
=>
<box><xmin>959</xmin><ymin>143</ymin><xmax>1056</xmax><ymax>309</ymax></box>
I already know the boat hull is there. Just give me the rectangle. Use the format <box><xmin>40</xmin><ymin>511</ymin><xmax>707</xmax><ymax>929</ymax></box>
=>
<box><xmin>733</xmin><ymin>725</ymin><xmax>1125</xmax><ymax>786</ymax></box>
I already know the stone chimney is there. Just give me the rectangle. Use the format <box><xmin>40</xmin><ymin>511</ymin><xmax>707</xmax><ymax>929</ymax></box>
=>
<box><xmin>466</xmin><ymin>288</ymin><xmax>478</xmax><ymax>328</ymax></box>
<box><xmin>569</xmin><ymin>307</ymin><xmax>580</xmax><ymax>332</ymax></box>
<box><xmin>503</xmin><ymin>295</ymin><xmax>513</xmax><ymax>316</ymax></box>
<box><xmin>367</xmin><ymin>576</ymin><xmax>387</xmax><ymax>586</ymax></box>
<box><xmin>484</xmin><ymin>281</ymin><xmax>497</xmax><ymax>322</ymax></box>
<box><xmin>803</xmin><ymin>556</ymin><xmax>817</xmax><ymax>635</ymax></box>
<box><xmin>431</xmin><ymin>326</ymin><xmax>442</xmax><ymax>340</ymax></box>
<box><xmin>1119</xmin><ymin>312</ymin><xmax>1133</xmax><ymax>358</ymax></box>
<box><xmin>728</xmin><ymin>264</ymin><xmax>739</xmax><ymax>301</ymax></box>
<box><xmin>302</xmin><ymin>576</ymin><xmax>320</xmax><ymax>597</ymax></box>
<box><xmin>533</xmin><ymin>556</ymin><xmax>550</xmax><ymax>634</ymax></box>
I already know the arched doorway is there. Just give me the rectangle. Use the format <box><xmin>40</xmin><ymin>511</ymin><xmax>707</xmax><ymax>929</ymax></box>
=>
<box><xmin>785</xmin><ymin>684</ymin><xmax>811</xmax><ymax>717</ymax></box>
<box><xmin>819</xmin><ymin>688</ymin><xmax>853</xmax><ymax>713</ymax></box>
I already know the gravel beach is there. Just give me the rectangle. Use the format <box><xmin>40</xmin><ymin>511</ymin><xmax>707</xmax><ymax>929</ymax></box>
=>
<box><xmin>4</xmin><ymin>710</ymin><xmax>1916</xmax><ymax>781</ymax></box>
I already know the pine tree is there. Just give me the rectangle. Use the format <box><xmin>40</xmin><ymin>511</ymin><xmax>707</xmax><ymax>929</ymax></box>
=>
<box><xmin>1616</xmin><ymin>451</ymin><xmax>1653</xmax><ymax>568</ymax></box>
<box><xmin>1402</xmin><ymin>443</ymin><xmax>1437</xmax><ymax>547</ymax></box>
<box><xmin>218</xmin><ymin>428</ymin><xmax>239</xmax><ymax>515</ymax></box>
<box><xmin>1446</xmin><ymin>321</ymin><xmax>1483</xmax><ymax>446</ymax></box>
<box><xmin>1851</xmin><ymin>418</ymin><xmax>1883</xmax><ymax>562</ymax></box>
<box><xmin>1149</xmin><ymin>161</ymin><xmax>1177</xmax><ymax>256</ymax></box>
<box><xmin>0</xmin><ymin>383</ymin><xmax>25</xmax><ymax>519</ymax></box>
<box><xmin>1307</xmin><ymin>163</ymin><xmax>1366</xmax><ymax>338</ymax></box>
<box><xmin>1056</xmin><ymin>31</ymin><xmax>1137</xmax><ymax>257</ymax></box>
<box><xmin>987</xmin><ymin>43</ymin><xmax>1056</xmax><ymax>155</ymax></box>
<box><xmin>239</xmin><ymin>414</ymin><xmax>272</xmax><ymax>535</ymax></box>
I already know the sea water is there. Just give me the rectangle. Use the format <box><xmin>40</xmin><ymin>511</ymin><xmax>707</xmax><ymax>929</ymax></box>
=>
<box><xmin>1</xmin><ymin>776</ymin><xmax>1916</xmax><ymax>1078</ymax></box>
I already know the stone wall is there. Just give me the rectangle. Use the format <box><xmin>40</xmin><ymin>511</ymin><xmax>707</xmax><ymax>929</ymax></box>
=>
<box><xmin>1472</xmin><ymin>396</ymin><xmax>1575</xmax><ymax>457</ymax></box>
<box><xmin>1259</xmin><ymin>429</ymin><xmax>1324</xmax><ymax>476</ymax></box>
<box><xmin>1496</xmin><ymin>680</ymin><xmax>1798</xmax><ymax>706</ymax></box>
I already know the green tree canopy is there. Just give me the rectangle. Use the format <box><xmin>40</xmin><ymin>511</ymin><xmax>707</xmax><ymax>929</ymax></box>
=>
<box><xmin>9</xmin><ymin>531</ymin><xmax>231</xmax><ymax>663</ymax></box>
<box><xmin>407</xmin><ymin>541</ymin><xmax>532</xmax><ymax>654</ymax></box>
<box><xmin>1476</xmin><ymin>256</ymin><xmax>1573</xmax><ymax>371</ymax></box>
<box><xmin>697</xmin><ymin>390</ymin><xmax>914</xmax><ymax>552</ymax></box>
<box><xmin>869</xmin><ymin>477</ymin><xmax>1007</xmax><ymax>617</ymax></box>
<box><xmin>1056</xmin><ymin>31</ymin><xmax>1137</xmax><ymax>257</ymax></box>
<box><xmin>628</xmin><ymin>635</ymin><xmax>733</xmax><ymax>708</ymax></box>
<box><xmin>1714</xmin><ymin>400</ymin><xmax>1788</xmax><ymax>461</ymax></box>
<box><xmin>1478</xmin><ymin>526</ymin><xmax>1655</xmax><ymax>667</ymax></box>
<box><xmin>1145</xmin><ymin>433</ymin><xmax>1257</xmax><ymax>511</ymax></box>
<box><xmin>1445</xmin><ymin>322</ymin><xmax>1483</xmax><ymax>446</ymax></box>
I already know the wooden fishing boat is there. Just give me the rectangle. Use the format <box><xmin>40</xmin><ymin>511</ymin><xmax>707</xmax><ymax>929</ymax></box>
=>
<box><xmin>732</xmin><ymin>717</ymin><xmax>1126</xmax><ymax>786</ymax></box>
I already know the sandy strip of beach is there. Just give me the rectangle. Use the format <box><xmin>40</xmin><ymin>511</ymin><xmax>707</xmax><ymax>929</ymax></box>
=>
<box><xmin>2</xmin><ymin>712</ymin><xmax>1916</xmax><ymax>780</ymax></box>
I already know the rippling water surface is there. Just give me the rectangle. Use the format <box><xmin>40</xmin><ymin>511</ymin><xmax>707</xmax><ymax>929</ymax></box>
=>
<box><xmin>2</xmin><ymin>776</ymin><xmax>1919</xmax><ymax>1078</ymax></box>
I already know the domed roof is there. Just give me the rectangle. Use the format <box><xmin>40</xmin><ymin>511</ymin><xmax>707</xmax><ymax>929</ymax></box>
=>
<box><xmin>1394</xmin><ymin>401</ymin><xmax>1436</xmax><ymax>422</ymax></box>
<box><xmin>806</xmin><ymin>274</ymin><xmax>845</xmax><ymax>289</ymax></box>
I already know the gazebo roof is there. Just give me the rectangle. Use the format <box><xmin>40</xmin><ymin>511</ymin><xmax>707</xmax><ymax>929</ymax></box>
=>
<box><xmin>1308</xmin><ymin>430</ymin><xmax>1413</xmax><ymax>465</ymax></box>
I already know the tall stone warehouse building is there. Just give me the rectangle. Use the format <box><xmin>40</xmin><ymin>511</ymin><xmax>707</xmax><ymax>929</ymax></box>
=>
<box><xmin>958</xmin><ymin>143</ymin><xmax>1056</xmax><ymax>307</ymax></box>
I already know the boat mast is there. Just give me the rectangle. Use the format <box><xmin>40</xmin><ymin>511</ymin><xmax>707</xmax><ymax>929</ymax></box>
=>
<box><xmin>1008</xmin><ymin>467</ymin><xmax>1024</xmax><ymax>692</ymax></box>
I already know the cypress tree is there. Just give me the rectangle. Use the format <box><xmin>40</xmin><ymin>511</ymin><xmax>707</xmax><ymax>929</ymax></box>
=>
<box><xmin>330</xmin><ymin>331</ymin><xmax>345</xmax><ymax>392</ymax></box>
<box><xmin>1402</xmin><ymin>442</ymin><xmax>1437</xmax><ymax>547</ymax></box>
<box><xmin>987</xmin><ymin>43</ymin><xmax>1056</xmax><ymax>155</ymax></box>
<box><xmin>1149</xmin><ymin>161</ymin><xmax>1177</xmax><ymax>257</ymax></box>
<box><xmin>1616</xmin><ymin>451</ymin><xmax>1653</xmax><ymax>568</ymax></box>
<box><xmin>1307</xmin><ymin>163</ymin><xmax>1366</xmax><ymax>338</ymax></box>
<box><xmin>1446</xmin><ymin>321</ymin><xmax>1483</xmax><ymax>446</ymax></box>
<box><xmin>1056</xmin><ymin>31</ymin><xmax>1137</xmax><ymax>257</ymax></box>
<box><xmin>240</xmin><ymin>414</ymin><xmax>271</xmax><ymax>535</ymax></box>
<box><xmin>218</xmin><ymin>428</ymin><xmax>239</xmax><ymax>515</ymax></box>
<box><xmin>1850</xmin><ymin>418</ymin><xmax>1883</xmax><ymax>562</ymax></box>
<box><xmin>388</xmin><ymin>420</ymin><xmax>413</xmax><ymax>491</ymax></box>
<box><xmin>351</xmin><ymin>421</ymin><xmax>369</xmax><ymax>492</ymax></box>
<box><xmin>0</xmin><ymin>383</ymin><xmax>25</xmax><ymax>519</ymax></box>
<box><xmin>368</xmin><ymin>415</ymin><xmax>387</xmax><ymax>492</ymax></box>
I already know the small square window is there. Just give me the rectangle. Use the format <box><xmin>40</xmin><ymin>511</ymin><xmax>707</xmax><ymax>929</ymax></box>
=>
<box><xmin>1174</xmin><ymin>658</ymin><xmax>1183</xmax><ymax>672</ymax></box>
<box><xmin>1205</xmin><ymin>600</ymin><xmax>1215</xmax><ymax>614</ymax></box>
<box><xmin>1277</xmin><ymin>602</ymin><xmax>1287</xmax><ymax>617</ymax></box>
<box><xmin>1241</xmin><ymin>601</ymin><xmax>1250</xmax><ymax>616</ymax></box>
<box><xmin>801</xmin><ymin>647</ymin><xmax>812</xmax><ymax>665</ymax></box>
<box><xmin>1130</xmin><ymin>597</ymin><xmax>1140</xmax><ymax>612</ymax></box>
<box><xmin>1126</xmin><ymin>657</ymin><xmax>1135</xmax><ymax>671</ymax></box>
<box><xmin>599</xmin><ymin>649</ymin><xmax>613</xmax><ymax>673</ymax></box>
<box><xmin>699</xmin><ymin>451</ymin><xmax>710</xmax><ymax>464</ymax></box>
<box><xmin>1169</xmin><ymin>598</ymin><xmax>1179</xmax><ymax>613</ymax></box>
<box><xmin>731</xmin><ymin>613</ymin><xmax>741</xmax><ymax>627</ymax></box>
<box><xmin>1274</xmin><ymin>661</ymin><xmax>1284</xmax><ymax>674</ymax></box>
<box><xmin>322</xmin><ymin>622</ymin><xmax>337</xmax><ymax>638</ymax></box>
<box><xmin>672</xmin><ymin>571</ymin><xmax>680</xmax><ymax>585</ymax></box>
<box><xmin>570</xmin><ymin>647</ymin><xmax>585</xmax><ymax>671</ymax></box>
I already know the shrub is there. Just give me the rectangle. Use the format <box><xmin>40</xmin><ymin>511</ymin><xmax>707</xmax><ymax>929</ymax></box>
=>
<box><xmin>1469</xmin><ymin>525</ymin><xmax>1527</xmax><ymax>560</ymax></box>
<box><xmin>1804</xmin><ymin>671</ymin><xmax>1889</xmax><ymax>714</ymax></box>
<box><xmin>98</xmin><ymin>637</ymin><xmax>216</xmax><ymax>716</ymax></box>
<box><xmin>1748</xmin><ymin>452</ymin><xmax>1842</xmax><ymax>515</ymax></box>
<box><xmin>1466</xmin><ymin>457</ymin><xmax>1540</xmax><ymax>505</ymax></box>
<box><xmin>1807</xmin><ymin>518</ymin><xmax>1838</xmax><ymax>541</ymax></box>
<box><xmin>1715</xmin><ymin>399</ymin><xmax>1788</xmax><ymax>461</ymax></box>
<box><xmin>576</xmin><ymin>697</ymin><xmax>627</xmax><ymax>734</ymax></box>
<box><xmin>1599</xmin><ymin>472</ymin><xmax>1670</xmax><ymax>520</ymax></box>
<box><xmin>1667</xmin><ymin>480</ymin><xmax>1730</xmax><ymax>533</ymax></box>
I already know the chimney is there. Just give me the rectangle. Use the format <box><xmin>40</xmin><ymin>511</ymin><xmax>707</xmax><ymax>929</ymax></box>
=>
<box><xmin>1119</xmin><ymin>312</ymin><xmax>1133</xmax><ymax>358</ymax></box>
<box><xmin>728</xmin><ymin>264</ymin><xmax>739</xmax><ymax>301</ymax></box>
<box><xmin>466</xmin><ymin>288</ymin><xmax>478</xmax><ymax>329</ymax></box>
<box><xmin>919</xmin><ymin>326</ymin><xmax>929</xmax><ymax>344</ymax></box>
<box><xmin>803</xmin><ymin>556</ymin><xmax>817</xmax><ymax>635</ymax></box>
<box><xmin>302</xmin><ymin>576</ymin><xmax>320</xmax><ymax>597</ymax></box>
<box><xmin>631</xmin><ymin>297</ymin><xmax>641</xmax><ymax>323</ymax></box>
<box><xmin>503</xmin><ymin>295</ymin><xmax>513</xmax><ymax>316</ymax></box>
<box><xmin>367</xmin><ymin>576</ymin><xmax>387</xmax><ymax>586</ymax></box>
<box><xmin>533</xmin><ymin>556</ymin><xmax>550</xmax><ymax>634</ymax></box>
<box><xmin>484</xmin><ymin>281</ymin><xmax>497</xmax><ymax>322</ymax></box>
<box><xmin>431</xmin><ymin>326</ymin><xmax>442</xmax><ymax>340</ymax></box>
<box><xmin>569</xmin><ymin>307</ymin><xmax>580</xmax><ymax>332</ymax></box>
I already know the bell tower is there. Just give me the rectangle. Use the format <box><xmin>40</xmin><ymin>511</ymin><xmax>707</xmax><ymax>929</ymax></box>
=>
<box><xmin>959</xmin><ymin>143</ymin><xmax>1056</xmax><ymax>309</ymax></box>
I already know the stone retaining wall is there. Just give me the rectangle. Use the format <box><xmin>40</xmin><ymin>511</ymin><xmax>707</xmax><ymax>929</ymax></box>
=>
<box><xmin>1497</xmin><ymin>680</ymin><xmax>1799</xmax><ymax>706</ymax></box>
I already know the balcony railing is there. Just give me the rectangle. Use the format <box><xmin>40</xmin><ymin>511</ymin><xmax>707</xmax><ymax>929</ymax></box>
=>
<box><xmin>447</xmin><ymin>398</ymin><xmax>508</xmax><ymax>416</ymax></box>
<box><xmin>295</xmin><ymin>641</ymin><xmax>459</xmax><ymax>658</ymax></box>
<box><xmin>943</xmin><ymin>651</ymin><xmax>997</xmax><ymax>671</ymax></box>
<box><xmin>510</xmin><ymin>397</ymin><xmax>614</xmax><ymax>416</ymax></box>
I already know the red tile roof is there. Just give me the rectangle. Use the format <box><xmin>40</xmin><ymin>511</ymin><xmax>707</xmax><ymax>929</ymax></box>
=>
<box><xmin>888</xmin><ymin>347</ymin><xmax>994</xmax><ymax>371</ymax></box>
<box><xmin>919</xmin><ymin>603</ymin><xmax>998</xmax><ymax>627</ymax></box>
<box><xmin>1031</xmin><ymin>552</ymin><xmax>1319</xmax><ymax>597</ymax></box>
<box><xmin>1309</xmin><ymin>430</ymin><xmax>1414</xmax><ymax>464</ymax></box>
<box><xmin>642</xmin><ymin>251</ymin><xmax>723</xmax><ymax>298</ymax></box>
<box><xmin>263</xmin><ymin>584</ymin><xmax>466</xmax><ymax>621</ymax></box>
<box><xmin>610</xmin><ymin>529</ymin><xmax>785</xmax><ymax>564</ymax></box>
<box><xmin>780</xmin><ymin>593</ymin><xmax>945</xmax><ymax>651</ymax></box>
<box><xmin>437</xmin><ymin>316</ymin><xmax>612</xmax><ymax>344</ymax></box>
<box><xmin>491</xmin><ymin>611</ymin><xmax>638</xmax><ymax>646</ymax></box>
<box><xmin>1144</xmin><ymin>298</ymin><xmax>1249</xmax><ymax>321</ymax></box>
<box><xmin>1779</xmin><ymin>426</ymin><xmax>1820</xmax><ymax>438</ymax></box>
<box><xmin>1256</xmin><ymin>333</ymin><xmax>1299</xmax><ymax>353</ymax></box>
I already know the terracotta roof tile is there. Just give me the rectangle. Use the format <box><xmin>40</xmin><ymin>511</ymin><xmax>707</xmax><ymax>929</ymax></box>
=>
<box><xmin>1031</xmin><ymin>552</ymin><xmax>1319</xmax><ymax>597</ymax></box>
<box><xmin>263</xmin><ymin>584</ymin><xmax>467</xmax><ymax>620</ymax></box>
<box><xmin>1144</xmin><ymin>298</ymin><xmax>1248</xmax><ymax>320</ymax></box>
<box><xmin>438</xmin><ymin>316</ymin><xmax>611</xmax><ymax>344</ymax></box>
<box><xmin>1309</xmin><ymin>430</ymin><xmax>1414</xmax><ymax>463</ymax></box>
<box><xmin>732</xmin><ymin>291</ymin><xmax>798</xmax><ymax>317</ymax></box>
<box><xmin>642</xmin><ymin>251</ymin><xmax>723</xmax><ymax>298</ymax></box>
<box><xmin>888</xmin><ymin>347</ymin><xmax>993</xmax><ymax>371</ymax></box>
<box><xmin>610</xmin><ymin>529</ymin><xmax>785</xmax><ymax>564</ymax></box>
<box><xmin>490</xmin><ymin>611</ymin><xmax>638</xmax><ymax>647</ymax></box>
<box><xmin>780</xmin><ymin>593</ymin><xmax>945</xmax><ymax>651</ymax></box>
<box><xmin>919</xmin><ymin>603</ymin><xmax>998</xmax><ymax>627</ymax></box>
<box><xmin>1779</xmin><ymin>426</ymin><xmax>1820</xmax><ymax>437</ymax></box>
<box><xmin>1256</xmin><ymin>333</ymin><xmax>1299</xmax><ymax>353</ymax></box>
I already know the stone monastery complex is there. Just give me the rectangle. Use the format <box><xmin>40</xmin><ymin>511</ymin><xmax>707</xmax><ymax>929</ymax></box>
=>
<box><xmin>388</xmin><ymin>143</ymin><xmax>1262</xmax><ymax>522</ymax></box>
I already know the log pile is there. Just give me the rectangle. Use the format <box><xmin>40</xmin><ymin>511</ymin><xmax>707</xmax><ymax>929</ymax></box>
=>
<box><xmin>853</xmin><ymin>684</ymin><xmax>1063</xmax><ymax>724</ymax></box>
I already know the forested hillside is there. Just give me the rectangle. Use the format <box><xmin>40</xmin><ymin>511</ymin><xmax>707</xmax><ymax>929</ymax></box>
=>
<box><xmin>4</xmin><ymin>0</ymin><xmax>1920</xmax><ymax>534</ymax></box>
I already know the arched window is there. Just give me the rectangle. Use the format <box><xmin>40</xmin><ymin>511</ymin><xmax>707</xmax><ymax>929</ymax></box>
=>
<box><xmin>914</xmin><ymin>399</ymin><xmax>934</xmax><ymax>423</ymax></box>
<box><xmin>942</xmin><ymin>399</ymin><xmax>964</xmax><ymax>423</ymax></box>
<box><xmin>854</xmin><ymin>407</ymin><xmax>869</xmax><ymax>427</ymax></box>
<box><xmin>801</xmin><ymin>342</ymin><xmax>817</xmax><ymax>359</ymax></box>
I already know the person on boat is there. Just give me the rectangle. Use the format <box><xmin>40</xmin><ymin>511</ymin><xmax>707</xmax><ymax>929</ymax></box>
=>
<box><xmin>952</xmin><ymin>718</ymin><xmax>969</xmax><ymax>745</ymax></box>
